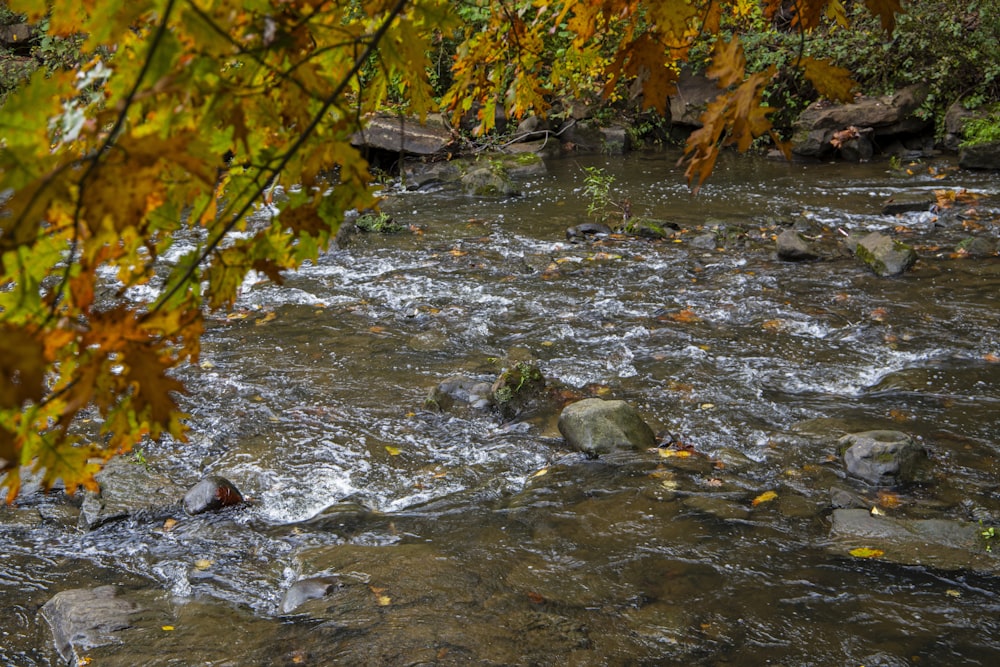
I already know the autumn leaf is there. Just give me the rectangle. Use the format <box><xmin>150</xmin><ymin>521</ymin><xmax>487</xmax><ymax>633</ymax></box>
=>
<box><xmin>864</xmin><ymin>0</ymin><xmax>904</xmax><ymax>32</ymax></box>
<box><xmin>752</xmin><ymin>490</ymin><xmax>778</xmax><ymax>506</ymax></box>
<box><xmin>0</xmin><ymin>325</ymin><xmax>47</xmax><ymax>409</ymax></box>
<box><xmin>849</xmin><ymin>547</ymin><xmax>885</xmax><ymax>558</ymax></box>
<box><xmin>799</xmin><ymin>57</ymin><xmax>856</xmax><ymax>103</ymax></box>
<box><xmin>706</xmin><ymin>37</ymin><xmax>746</xmax><ymax>89</ymax></box>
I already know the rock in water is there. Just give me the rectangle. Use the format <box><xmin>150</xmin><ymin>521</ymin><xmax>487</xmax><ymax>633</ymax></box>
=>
<box><xmin>776</xmin><ymin>229</ymin><xmax>819</xmax><ymax>261</ymax></box>
<box><xmin>183</xmin><ymin>475</ymin><xmax>245</xmax><ymax>515</ymax></box>
<box><xmin>839</xmin><ymin>430</ymin><xmax>924</xmax><ymax>485</ymax></box>
<box><xmin>854</xmin><ymin>232</ymin><xmax>917</xmax><ymax>276</ymax></box>
<box><xmin>557</xmin><ymin>398</ymin><xmax>656</xmax><ymax>457</ymax></box>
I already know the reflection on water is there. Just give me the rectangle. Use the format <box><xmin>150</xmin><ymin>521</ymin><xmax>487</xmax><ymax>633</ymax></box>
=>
<box><xmin>4</xmin><ymin>151</ymin><xmax>1000</xmax><ymax>664</ymax></box>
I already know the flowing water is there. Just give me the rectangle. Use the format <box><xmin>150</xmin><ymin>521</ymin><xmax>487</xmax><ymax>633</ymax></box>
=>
<box><xmin>4</xmin><ymin>151</ymin><xmax>1000</xmax><ymax>665</ymax></box>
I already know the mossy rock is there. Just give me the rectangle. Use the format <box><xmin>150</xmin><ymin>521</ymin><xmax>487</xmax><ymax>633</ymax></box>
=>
<box><xmin>621</xmin><ymin>217</ymin><xmax>671</xmax><ymax>240</ymax></box>
<box><xmin>491</xmin><ymin>362</ymin><xmax>546</xmax><ymax>420</ymax></box>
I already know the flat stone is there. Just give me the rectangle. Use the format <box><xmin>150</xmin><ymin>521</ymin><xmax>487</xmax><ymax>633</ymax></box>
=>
<box><xmin>557</xmin><ymin>398</ymin><xmax>656</xmax><ymax>456</ymax></box>
<box><xmin>854</xmin><ymin>232</ymin><xmax>917</xmax><ymax>276</ymax></box>
<box><xmin>840</xmin><ymin>430</ymin><xmax>924</xmax><ymax>484</ymax></box>
<box><xmin>830</xmin><ymin>509</ymin><xmax>1000</xmax><ymax>572</ymax></box>
<box><xmin>41</xmin><ymin>586</ymin><xmax>141</xmax><ymax>664</ymax></box>
<box><xmin>776</xmin><ymin>229</ymin><xmax>819</xmax><ymax>261</ymax></box>
<box><xmin>351</xmin><ymin>113</ymin><xmax>456</xmax><ymax>155</ymax></box>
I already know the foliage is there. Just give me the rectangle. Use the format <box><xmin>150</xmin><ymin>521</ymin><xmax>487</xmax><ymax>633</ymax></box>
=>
<box><xmin>581</xmin><ymin>166</ymin><xmax>628</xmax><ymax>224</ymax></box>
<box><xmin>0</xmin><ymin>0</ymin><xmax>906</xmax><ymax>500</ymax></box>
<box><xmin>818</xmin><ymin>0</ymin><xmax>1000</xmax><ymax>124</ymax></box>
<box><xmin>960</xmin><ymin>110</ymin><xmax>1000</xmax><ymax>148</ymax></box>
<box><xmin>356</xmin><ymin>210</ymin><xmax>405</xmax><ymax>233</ymax></box>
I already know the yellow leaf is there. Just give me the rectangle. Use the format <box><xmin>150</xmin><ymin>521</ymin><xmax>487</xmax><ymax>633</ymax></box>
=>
<box><xmin>658</xmin><ymin>449</ymin><xmax>692</xmax><ymax>459</ymax></box>
<box><xmin>255</xmin><ymin>312</ymin><xmax>277</xmax><ymax>325</ymax></box>
<box><xmin>531</xmin><ymin>467</ymin><xmax>549</xmax><ymax>478</ymax></box>
<box><xmin>163</xmin><ymin>518</ymin><xmax>178</xmax><ymax>532</ymax></box>
<box><xmin>385</xmin><ymin>446</ymin><xmax>402</xmax><ymax>456</ymax></box>
<box><xmin>849</xmin><ymin>547</ymin><xmax>885</xmax><ymax>558</ymax></box>
<box><xmin>194</xmin><ymin>559</ymin><xmax>212</xmax><ymax>570</ymax></box>
<box><xmin>161</xmin><ymin>626</ymin><xmax>175</xmax><ymax>632</ymax></box>
<box><xmin>752</xmin><ymin>490</ymin><xmax>778</xmax><ymax>506</ymax></box>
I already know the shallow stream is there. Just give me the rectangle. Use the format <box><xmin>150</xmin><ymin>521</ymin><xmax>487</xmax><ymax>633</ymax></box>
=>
<box><xmin>3</xmin><ymin>150</ymin><xmax>1000</xmax><ymax>665</ymax></box>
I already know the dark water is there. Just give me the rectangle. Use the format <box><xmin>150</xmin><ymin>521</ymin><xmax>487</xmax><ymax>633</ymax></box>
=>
<box><xmin>4</xmin><ymin>151</ymin><xmax>1000</xmax><ymax>665</ymax></box>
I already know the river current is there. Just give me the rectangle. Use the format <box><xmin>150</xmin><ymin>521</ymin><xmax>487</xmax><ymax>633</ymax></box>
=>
<box><xmin>3</xmin><ymin>150</ymin><xmax>1000</xmax><ymax>665</ymax></box>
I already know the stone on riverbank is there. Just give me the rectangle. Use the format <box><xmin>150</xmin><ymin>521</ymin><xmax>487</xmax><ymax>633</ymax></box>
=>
<box><xmin>839</xmin><ymin>430</ymin><xmax>925</xmax><ymax>485</ymax></box>
<box><xmin>183</xmin><ymin>475</ymin><xmax>245</xmax><ymax>515</ymax></box>
<box><xmin>557</xmin><ymin>398</ymin><xmax>656</xmax><ymax>456</ymax></box>
<box><xmin>830</xmin><ymin>509</ymin><xmax>1000</xmax><ymax>572</ymax></box>
<box><xmin>959</xmin><ymin>140</ymin><xmax>1000</xmax><ymax>170</ymax></box>
<box><xmin>854</xmin><ymin>232</ymin><xmax>917</xmax><ymax>276</ymax></box>
<box><xmin>791</xmin><ymin>85</ymin><xmax>929</xmax><ymax>159</ymax></box>
<box><xmin>351</xmin><ymin>112</ymin><xmax>456</xmax><ymax>155</ymax></box>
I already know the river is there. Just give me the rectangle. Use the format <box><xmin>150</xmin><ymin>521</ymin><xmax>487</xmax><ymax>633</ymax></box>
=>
<box><xmin>3</xmin><ymin>150</ymin><xmax>1000</xmax><ymax>665</ymax></box>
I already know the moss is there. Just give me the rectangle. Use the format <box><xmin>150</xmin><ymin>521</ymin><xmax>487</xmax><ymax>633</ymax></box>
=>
<box><xmin>356</xmin><ymin>211</ymin><xmax>405</xmax><ymax>233</ymax></box>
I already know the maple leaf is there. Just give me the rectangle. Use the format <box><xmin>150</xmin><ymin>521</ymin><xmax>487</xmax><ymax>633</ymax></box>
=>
<box><xmin>864</xmin><ymin>0</ymin><xmax>904</xmax><ymax>32</ymax></box>
<box><xmin>604</xmin><ymin>32</ymin><xmax>679</xmax><ymax>115</ymax></box>
<box><xmin>706</xmin><ymin>37</ymin><xmax>746</xmax><ymax>89</ymax></box>
<box><xmin>122</xmin><ymin>342</ymin><xmax>187</xmax><ymax>439</ymax></box>
<box><xmin>31</xmin><ymin>436</ymin><xmax>104</xmax><ymax>495</ymax></box>
<box><xmin>799</xmin><ymin>56</ymin><xmax>856</xmax><ymax>103</ymax></box>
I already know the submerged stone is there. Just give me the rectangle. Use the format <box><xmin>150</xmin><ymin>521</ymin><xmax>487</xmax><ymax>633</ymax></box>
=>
<box><xmin>41</xmin><ymin>586</ymin><xmax>141</xmax><ymax>665</ymax></box>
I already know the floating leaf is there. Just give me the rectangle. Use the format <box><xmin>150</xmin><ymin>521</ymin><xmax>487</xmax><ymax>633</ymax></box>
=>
<box><xmin>163</xmin><ymin>518</ymin><xmax>178</xmax><ymax>532</ymax></box>
<box><xmin>849</xmin><ymin>547</ymin><xmax>885</xmax><ymax>558</ymax></box>
<box><xmin>385</xmin><ymin>446</ymin><xmax>402</xmax><ymax>456</ymax></box>
<box><xmin>658</xmin><ymin>449</ymin><xmax>692</xmax><ymax>459</ymax></box>
<box><xmin>194</xmin><ymin>559</ymin><xmax>212</xmax><ymax>570</ymax></box>
<box><xmin>531</xmin><ymin>467</ymin><xmax>549</xmax><ymax>478</ymax></box>
<box><xmin>161</xmin><ymin>626</ymin><xmax>175</xmax><ymax>632</ymax></box>
<box><xmin>752</xmin><ymin>490</ymin><xmax>778</xmax><ymax>506</ymax></box>
<box><xmin>255</xmin><ymin>312</ymin><xmax>277</xmax><ymax>326</ymax></box>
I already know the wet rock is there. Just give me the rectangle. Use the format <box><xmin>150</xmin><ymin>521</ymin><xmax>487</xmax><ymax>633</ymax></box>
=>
<box><xmin>943</xmin><ymin>100</ymin><xmax>977</xmax><ymax>151</ymax></box>
<box><xmin>839</xmin><ymin>430</ymin><xmax>925</xmax><ymax>485</ymax></box>
<box><xmin>41</xmin><ymin>586</ymin><xmax>141</xmax><ymax>665</ymax></box>
<box><xmin>881</xmin><ymin>196</ymin><xmax>934</xmax><ymax>216</ymax></box>
<box><xmin>281</xmin><ymin>576</ymin><xmax>342</xmax><ymax>614</ymax></box>
<box><xmin>79</xmin><ymin>456</ymin><xmax>183</xmax><ymax>530</ymax></box>
<box><xmin>956</xmin><ymin>236</ymin><xmax>997</xmax><ymax>257</ymax></box>
<box><xmin>622</xmin><ymin>217</ymin><xmax>672</xmax><ymax>240</ymax></box>
<box><xmin>776</xmin><ymin>229</ymin><xmax>819</xmax><ymax>261</ymax></box>
<box><xmin>829</xmin><ymin>509</ymin><xmax>1000</xmax><ymax>572</ymax></box>
<box><xmin>557</xmin><ymin>398</ymin><xmax>656</xmax><ymax>456</ymax></box>
<box><xmin>690</xmin><ymin>231</ymin><xmax>718</xmax><ymax>250</ymax></box>
<box><xmin>461</xmin><ymin>165</ymin><xmax>519</xmax><ymax>197</ymax></box>
<box><xmin>959</xmin><ymin>140</ymin><xmax>1000</xmax><ymax>170</ymax></box>
<box><xmin>491</xmin><ymin>361</ymin><xmax>547</xmax><ymax>420</ymax></box>
<box><xmin>183</xmin><ymin>475</ymin><xmax>245</xmax><ymax>515</ymax></box>
<box><xmin>830</xmin><ymin>486</ymin><xmax>868</xmax><ymax>509</ymax></box>
<box><xmin>854</xmin><ymin>231</ymin><xmax>917</xmax><ymax>276</ymax></box>
<box><xmin>837</xmin><ymin>127</ymin><xmax>875</xmax><ymax>162</ymax></box>
<box><xmin>351</xmin><ymin>112</ymin><xmax>456</xmax><ymax>155</ymax></box>
<box><xmin>424</xmin><ymin>375</ymin><xmax>493</xmax><ymax>412</ymax></box>
<box><xmin>566</xmin><ymin>221</ymin><xmax>613</xmax><ymax>241</ymax></box>
<box><xmin>792</xmin><ymin>85</ymin><xmax>929</xmax><ymax>158</ymax></box>
<box><xmin>557</xmin><ymin>120</ymin><xmax>631</xmax><ymax>154</ymax></box>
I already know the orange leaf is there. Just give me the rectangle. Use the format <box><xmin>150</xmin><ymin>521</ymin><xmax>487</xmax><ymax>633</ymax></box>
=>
<box><xmin>799</xmin><ymin>57</ymin><xmax>856</xmax><ymax>103</ymax></box>
<box><xmin>752</xmin><ymin>490</ymin><xmax>778</xmax><ymax>506</ymax></box>
<box><xmin>706</xmin><ymin>37</ymin><xmax>746</xmax><ymax>89</ymax></box>
<box><xmin>0</xmin><ymin>325</ymin><xmax>47</xmax><ymax>409</ymax></box>
<box><xmin>668</xmin><ymin>309</ymin><xmax>701</xmax><ymax>324</ymax></box>
<box><xmin>863</xmin><ymin>0</ymin><xmax>904</xmax><ymax>32</ymax></box>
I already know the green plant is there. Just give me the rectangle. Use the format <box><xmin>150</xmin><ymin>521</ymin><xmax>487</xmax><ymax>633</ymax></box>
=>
<box><xmin>581</xmin><ymin>166</ymin><xmax>629</xmax><ymax>224</ymax></box>
<box><xmin>980</xmin><ymin>521</ymin><xmax>996</xmax><ymax>552</ymax></box>
<box><xmin>356</xmin><ymin>210</ymin><xmax>405</xmax><ymax>233</ymax></box>
<box><xmin>960</xmin><ymin>112</ymin><xmax>1000</xmax><ymax>147</ymax></box>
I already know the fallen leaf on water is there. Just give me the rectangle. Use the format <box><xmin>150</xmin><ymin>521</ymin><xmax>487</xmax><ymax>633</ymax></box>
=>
<box><xmin>849</xmin><ymin>547</ymin><xmax>884</xmax><ymax>558</ymax></box>
<box><xmin>227</xmin><ymin>312</ymin><xmax>249</xmax><ymax>320</ymax></box>
<box><xmin>194</xmin><ymin>559</ymin><xmax>212</xmax><ymax>570</ymax></box>
<box><xmin>385</xmin><ymin>446</ymin><xmax>402</xmax><ymax>456</ymax></box>
<box><xmin>162</xmin><ymin>518</ymin><xmax>178</xmax><ymax>532</ymax></box>
<box><xmin>658</xmin><ymin>449</ymin><xmax>692</xmax><ymax>459</ymax></box>
<box><xmin>370</xmin><ymin>586</ymin><xmax>391</xmax><ymax>606</ymax></box>
<box><xmin>254</xmin><ymin>311</ymin><xmax>277</xmax><ymax>325</ymax></box>
<box><xmin>161</xmin><ymin>626</ymin><xmax>175</xmax><ymax>632</ymax></box>
<box><xmin>762</xmin><ymin>319</ymin><xmax>784</xmax><ymax>332</ymax></box>
<box><xmin>889</xmin><ymin>409</ymin><xmax>911</xmax><ymax>422</ymax></box>
<box><xmin>705</xmin><ymin>478</ymin><xmax>723</xmax><ymax>488</ymax></box>
<box><xmin>870</xmin><ymin>505</ymin><xmax>886</xmax><ymax>516</ymax></box>
<box><xmin>869</xmin><ymin>307</ymin><xmax>888</xmax><ymax>322</ymax></box>
<box><xmin>527</xmin><ymin>591</ymin><xmax>545</xmax><ymax>604</ymax></box>
<box><xmin>668</xmin><ymin>309</ymin><xmax>701</xmax><ymax>324</ymax></box>
<box><xmin>752</xmin><ymin>490</ymin><xmax>778</xmax><ymax>506</ymax></box>
<box><xmin>946</xmin><ymin>589</ymin><xmax>962</xmax><ymax>598</ymax></box>
<box><xmin>985</xmin><ymin>353</ymin><xmax>1000</xmax><ymax>363</ymax></box>
<box><xmin>199</xmin><ymin>360</ymin><xmax>215</xmax><ymax>370</ymax></box>
<box><xmin>531</xmin><ymin>467</ymin><xmax>549</xmax><ymax>478</ymax></box>
<box><xmin>877</xmin><ymin>490</ymin><xmax>901</xmax><ymax>509</ymax></box>
<box><xmin>449</xmin><ymin>249</ymin><xmax>467</xmax><ymax>257</ymax></box>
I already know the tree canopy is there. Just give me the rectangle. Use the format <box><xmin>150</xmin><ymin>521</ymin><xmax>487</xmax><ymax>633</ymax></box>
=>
<box><xmin>0</xmin><ymin>0</ymin><xmax>904</xmax><ymax>500</ymax></box>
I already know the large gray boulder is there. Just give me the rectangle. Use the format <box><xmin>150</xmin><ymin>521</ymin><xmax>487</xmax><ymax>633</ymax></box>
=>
<box><xmin>854</xmin><ymin>232</ymin><xmax>917</xmax><ymax>277</ymax></box>
<box><xmin>839</xmin><ymin>430</ymin><xmax>924</xmax><ymax>485</ymax></box>
<box><xmin>78</xmin><ymin>456</ymin><xmax>183</xmax><ymax>530</ymax></box>
<box><xmin>792</xmin><ymin>85</ymin><xmax>929</xmax><ymax>158</ymax></box>
<box><xmin>351</xmin><ymin>112</ymin><xmax>456</xmax><ymax>155</ymax></box>
<box><xmin>557</xmin><ymin>398</ymin><xmax>656</xmax><ymax>456</ymax></box>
